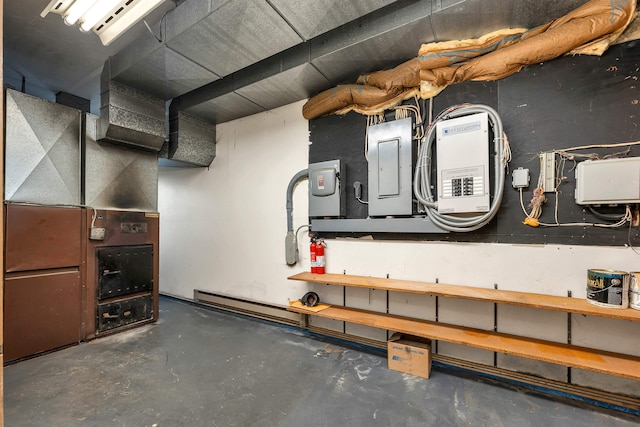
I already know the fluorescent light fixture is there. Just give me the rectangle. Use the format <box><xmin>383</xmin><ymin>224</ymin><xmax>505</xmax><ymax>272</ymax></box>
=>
<box><xmin>94</xmin><ymin>0</ymin><xmax>166</xmax><ymax>46</ymax></box>
<box><xmin>41</xmin><ymin>0</ymin><xmax>165</xmax><ymax>46</ymax></box>
<box><xmin>79</xmin><ymin>0</ymin><xmax>120</xmax><ymax>32</ymax></box>
<box><xmin>64</xmin><ymin>1</ymin><xmax>96</xmax><ymax>26</ymax></box>
<box><xmin>40</xmin><ymin>0</ymin><xmax>74</xmax><ymax>18</ymax></box>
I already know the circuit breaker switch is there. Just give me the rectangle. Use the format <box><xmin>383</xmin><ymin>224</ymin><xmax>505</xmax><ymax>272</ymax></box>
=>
<box><xmin>310</xmin><ymin>167</ymin><xmax>337</xmax><ymax>196</ymax></box>
<box><xmin>308</xmin><ymin>160</ymin><xmax>345</xmax><ymax>217</ymax></box>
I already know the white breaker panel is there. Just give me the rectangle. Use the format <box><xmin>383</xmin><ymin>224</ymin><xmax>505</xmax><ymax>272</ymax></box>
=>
<box><xmin>575</xmin><ymin>157</ymin><xmax>640</xmax><ymax>205</ymax></box>
<box><xmin>436</xmin><ymin>112</ymin><xmax>490</xmax><ymax>214</ymax></box>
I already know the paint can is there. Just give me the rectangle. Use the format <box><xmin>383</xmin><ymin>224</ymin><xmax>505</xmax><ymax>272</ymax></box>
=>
<box><xmin>586</xmin><ymin>269</ymin><xmax>629</xmax><ymax>309</ymax></box>
<box><xmin>630</xmin><ymin>272</ymin><xmax>640</xmax><ymax>310</ymax></box>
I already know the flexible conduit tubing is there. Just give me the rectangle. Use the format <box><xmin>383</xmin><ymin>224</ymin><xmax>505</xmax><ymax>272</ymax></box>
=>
<box><xmin>413</xmin><ymin>104</ymin><xmax>508</xmax><ymax>232</ymax></box>
<box><xmin>286</xmin><ymin>169</ymin><xmax>309</xmax><ymax>232</ymax></box>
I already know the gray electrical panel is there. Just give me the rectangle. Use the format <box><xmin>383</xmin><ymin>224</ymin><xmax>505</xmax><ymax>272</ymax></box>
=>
<box><xmin>367</xmin><ymin>118</ymin><xmax>413</xmax><ymax>216</ymax></box>
<box><xmin>309</xmin><ymin>159</ymin><xmax>345</xmax><ymax>217</ymax></box>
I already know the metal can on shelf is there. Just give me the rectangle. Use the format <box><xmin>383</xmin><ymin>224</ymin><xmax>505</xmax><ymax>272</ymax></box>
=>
<box><xmin>630</xmin><ymin>272</ymin><xmax>640</xmax><ymax>310</ymax></box>
<box><xmin>586</xmin><ymin>269</ymin><xmax>629</xmax><ymax>309</ymax></box>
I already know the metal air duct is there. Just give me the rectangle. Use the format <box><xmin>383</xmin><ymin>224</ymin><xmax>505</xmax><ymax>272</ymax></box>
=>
<box><xmin>5</xmin><ymin>89</ymin><xmax>81</xmax><ymax>205</ymax></box>
<box><xmin>168</xmin><ymin>102</ymin><xmax>216</xmax><ymax>167</ymax></box>
<box><xmin>98</xmin><ymin>58</ymin><xmax>165</xmax><ymax>152</ymax></box>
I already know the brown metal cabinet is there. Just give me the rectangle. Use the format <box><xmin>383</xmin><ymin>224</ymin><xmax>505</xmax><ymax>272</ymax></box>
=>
<box><xmin>4</xmin><ymin>270</ymin><xmax>81</xmax><ymax>361</ymax></box>
<box><xmin>4</xmin><ymin>205</ymin><xmax>83</xmax><ymax>362</ymax></box>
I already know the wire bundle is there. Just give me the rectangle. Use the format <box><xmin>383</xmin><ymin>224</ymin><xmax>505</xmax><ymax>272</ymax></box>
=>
<box><xmin>521</xmin><ymin>141</ymin><xmax>640</xmax><ymax>228</ymax></box>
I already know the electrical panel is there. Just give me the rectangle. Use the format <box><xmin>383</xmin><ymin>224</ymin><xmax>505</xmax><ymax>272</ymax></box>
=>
<box><xmin>367</xmin><ymin>118</ymin><xmax>413</xmax><ymax>216</ymax></box>
<box><xmin>575</xmin><ymin>157</ymin><xmax>640</xmax><ymax>205</ymax></box>
<box><xmin>436</xmin><ymin>112</ymin><xmax>490</xmax><ymax>214</ymax></box>
<box><xmin>308</xmin><ymin>159</ymin><xmax>345</xmax><ymax>217</ymax></box>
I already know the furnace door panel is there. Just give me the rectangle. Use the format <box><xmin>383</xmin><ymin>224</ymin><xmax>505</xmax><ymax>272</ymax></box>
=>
<box><xmin>97</xmin><ymin>245</ymin><xmax>153</xmax><ymax>300</ymax></box>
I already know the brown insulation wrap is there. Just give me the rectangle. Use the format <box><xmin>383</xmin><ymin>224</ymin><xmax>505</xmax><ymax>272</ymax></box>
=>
<box><xmin>302</xmin><ymin>0</ymin><xmax>637</xmax><ymax>120</ymax></box>
<box><xmin>301</xmin><ymin>85</ymin><xmax>402</xmax><ymax>120</ymax></box>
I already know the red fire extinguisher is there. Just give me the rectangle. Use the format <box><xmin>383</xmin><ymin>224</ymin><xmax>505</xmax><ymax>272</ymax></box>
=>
<box><xmin>316</xmin><ymin>239</ymin><xmax>326</xmax><ymax>274</ymax></box>
<box><xmin>310</xmin><ymin>237</ymin><xmax>318</xmax><ymax>273</ymax></box>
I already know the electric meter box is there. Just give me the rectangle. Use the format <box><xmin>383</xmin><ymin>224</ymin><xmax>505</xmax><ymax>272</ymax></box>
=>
<box><xmin>308</xmin><ymin>159</ymin><xmax>345</xmax><ymax>217</ymax></box>
<box><xmin>436</xmin><ymin>112</ymin><xmax>490</xmax><ymax>214</ymax></box>
<box><xmin>367</xmin><ymin>118</ymin><xmax>413</xmax><ymax>216</ymax></box>
<box><xmin>575</xmin><ymin>157</ymin><xmax>640</xmax><ymax>205</ymax></box>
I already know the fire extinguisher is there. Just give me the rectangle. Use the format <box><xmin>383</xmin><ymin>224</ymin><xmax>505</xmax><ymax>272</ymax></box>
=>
<box><xmin>316</xmin><ymin>238</ymin><xmax>326</xmax><ymax>274</ymax></box>
<box><xmin>310</xmin><ymin>237</ymin><xmax>318</xmax><ymax>273</ymax></box>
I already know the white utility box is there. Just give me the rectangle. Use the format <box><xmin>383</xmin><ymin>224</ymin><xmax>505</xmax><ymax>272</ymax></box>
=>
<box><xmin>575</xmin><ymin>157</ymin><xmax>640</xmax><ymax>205</ymax></box>
<box><xmin>436</xmin><ymin>112</ymin><xmax>490</xmax><ymax>214</ymax></box>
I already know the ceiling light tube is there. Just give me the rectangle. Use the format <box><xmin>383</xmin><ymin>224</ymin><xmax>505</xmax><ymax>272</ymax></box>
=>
<box><xmin>94</xmin><ymin>0</ymin><xmax>165</xmax><ymax>46</ymax></box>
<box><xmin>79</xmin><ymin>0</ymin><xmax>120</xmax><ymax>32</ymax></box>
<box><xmin>40</xmin><ymin>0</ymin><xmax>75</xmax><ymax>18</ymax></box>
<box><xmin>63</xmin><ymin>0</ymin><xmax>97</xmax><ymax>26</ymax></box>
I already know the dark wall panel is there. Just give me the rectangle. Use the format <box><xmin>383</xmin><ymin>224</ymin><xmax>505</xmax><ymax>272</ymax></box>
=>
<box><xmin>309</xmin><ymin>41</ymin><xmax>640</xmax><ymax>246</ymax></box>
<box><xmin>310</xmin><ymin>112</ymin><xmax>369</xmax><ymax>220</ymax></box>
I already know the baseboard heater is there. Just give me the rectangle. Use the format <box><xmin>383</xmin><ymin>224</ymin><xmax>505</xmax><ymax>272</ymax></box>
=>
<box><xmin>191</xmin><ymin>290</ymin><xmax>640</xmax><ymax>415</ymax></box>
<box><xmin>194</xmin><ymin>290</ymin><xmax>301</xmax><ymax>326</ymax></box>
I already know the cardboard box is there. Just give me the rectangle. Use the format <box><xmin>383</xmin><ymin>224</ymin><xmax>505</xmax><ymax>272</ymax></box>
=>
<box><xmin>387</xmin><ymin>333</ymin><xmax>432</xmax><ymax>379</ymax></box>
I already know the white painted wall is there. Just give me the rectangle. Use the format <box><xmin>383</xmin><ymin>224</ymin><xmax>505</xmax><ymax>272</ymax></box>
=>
<box><xmin>158</xmin><ymin>101</ymin><xmax>311</xmax><ymax>304</ymax></box>
<box><xmin>158</xmin><ymin>99</ymin><xmax>640</xmax><ymax>396</ymax></box>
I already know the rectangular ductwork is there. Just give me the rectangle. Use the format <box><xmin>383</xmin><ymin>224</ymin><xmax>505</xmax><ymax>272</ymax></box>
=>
<box><xmin>85</xmin><ymin>114</ymin><xmax>159</xmax><ymax>212</ymax></box>
<box><xmin>98</xmin><ymin>59</ymin><xmax>166</xmax><ymax>152</ymax></box>
<box><xmin>5</xmin><ymin>89</ymin><xmax>81</xmax><ymax>205</ymax></box>
<box><xmin>168</xmin><ymin>103</ymin><xmax>216</xmax><ymax>167</ymax></box>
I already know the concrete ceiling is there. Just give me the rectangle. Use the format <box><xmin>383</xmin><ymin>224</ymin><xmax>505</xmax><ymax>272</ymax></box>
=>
<box><xmin>4</xmin><ymin>0</ymin><xmax>179</xmax><ymax>107</ymax></box>
<box><xmin>4</xmin><ymin>0</ymin><xmax>589</xmax><ymax>122</ymax></box>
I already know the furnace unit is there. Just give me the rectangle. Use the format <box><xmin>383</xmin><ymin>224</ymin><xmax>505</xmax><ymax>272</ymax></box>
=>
<box><xmin>84</xmin><ymin>209</ymin><xmax>159</xmax><ymax>340</ymax></box>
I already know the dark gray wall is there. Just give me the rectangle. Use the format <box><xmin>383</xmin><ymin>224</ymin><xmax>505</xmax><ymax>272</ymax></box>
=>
<box><xmin>309</xmin><ymin>41</ymin><xmax>640</xmax><ymax>246</ymax></box>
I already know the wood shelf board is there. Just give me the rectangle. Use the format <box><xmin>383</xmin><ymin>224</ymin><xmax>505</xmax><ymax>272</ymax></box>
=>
<box><xmin>288</xmin><ymin>272</ymin><xmax>640</xmax><ymax>322</ymax></box>
<box><xmin>287</xmin><ymin>304</ymin><xmax>640</xmax><ymax>381</ymax></box>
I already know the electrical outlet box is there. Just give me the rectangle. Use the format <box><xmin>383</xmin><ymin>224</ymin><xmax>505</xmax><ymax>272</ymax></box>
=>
<box><xmin>512</xmin><ymin>167</ymin><xmax>530</xmax><ymax>188</ymax></box>
<box><xmin>575</xmin><ymin>157</ymin><xmax>640</xmax><ymax>205</ymax></box>
<box><xmin>436</xmin><ymin>112</ymin><xmax>490</xmax><ymax>214</ymax></box>
<box><xmin>90</xmin><ymin>227</ymin><xmax>106</xmax><ymax>241</ymax></box>
<box><xmin>308</xmin><ymin>159</ymin><xmax>345</xmax><ymax>217</ymax></box>
<box><xmin>285</xmin><ymin>231</ymin><xmax>298</xmax><ymax>265</ymax></box>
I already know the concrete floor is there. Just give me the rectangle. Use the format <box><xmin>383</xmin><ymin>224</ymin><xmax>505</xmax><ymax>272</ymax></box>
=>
<box><xmin>4</xmin><ymin>297</ymin><xmax>640</xmax><ymax>427</ymax></box>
